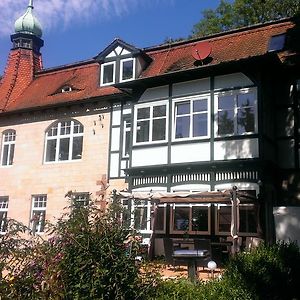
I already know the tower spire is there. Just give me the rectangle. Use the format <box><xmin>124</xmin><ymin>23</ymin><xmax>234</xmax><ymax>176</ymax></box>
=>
<box><xmin>14</xmin><ymin>0</ymin><xmax>42</xmax><ymax>38</ymax></box>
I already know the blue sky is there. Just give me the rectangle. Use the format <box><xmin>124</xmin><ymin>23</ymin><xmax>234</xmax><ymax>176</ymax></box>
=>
<box><xmin>0</xmin><ymin>0</ymin><xmax>222</xmax><ymax>74</ymax></box>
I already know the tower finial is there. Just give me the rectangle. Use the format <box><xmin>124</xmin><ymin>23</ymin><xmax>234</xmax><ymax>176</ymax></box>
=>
<box><xmin>14</xmin><ymin>0</ymin><xmax>42</xmax><ymax>38</ymax></box>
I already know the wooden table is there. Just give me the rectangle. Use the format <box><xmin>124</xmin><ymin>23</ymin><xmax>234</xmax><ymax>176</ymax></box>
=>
<box><xmin>173</xmin><ymin>249</ymin><xmax>208</xmax><ymax>280</ymax></box>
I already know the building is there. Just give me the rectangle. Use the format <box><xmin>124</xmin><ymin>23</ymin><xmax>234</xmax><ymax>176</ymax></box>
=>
<box><xmin>1</xmin><ymin>1</ymin><xmax>300</xmax><ymax>256</ymax></box>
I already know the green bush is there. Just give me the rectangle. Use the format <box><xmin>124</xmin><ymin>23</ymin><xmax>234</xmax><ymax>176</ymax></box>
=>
<box><xmin>152</xmin><ymin>277</ymin><xmax>252</xmax><ymax>300</ymax></box>
<box><xmin>0</xmin><ymin>195</ymin><xmax>158</xmax><ymax>299</ymax></box>
<box><xmin>223</xmin><ymin>241</ymin><xmax>300</xmax><ymax>300</ymax></box>
<box><xmin>152</xmin><ymin>242</ymin><xmax>300</xmax><ymax>300</ymax></box>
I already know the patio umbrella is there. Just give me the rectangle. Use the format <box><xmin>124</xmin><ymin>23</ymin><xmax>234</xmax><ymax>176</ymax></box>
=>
<box><xmin>231</xmin><ymin>186</ymin><xmax>240</xmax><ymax>255</ymax></box>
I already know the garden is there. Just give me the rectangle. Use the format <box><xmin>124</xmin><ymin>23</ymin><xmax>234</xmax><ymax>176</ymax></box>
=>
<box><xmin>0</xmin><ymin>195</ymin><xmax>300</xmax><ymax>300</ymax></box>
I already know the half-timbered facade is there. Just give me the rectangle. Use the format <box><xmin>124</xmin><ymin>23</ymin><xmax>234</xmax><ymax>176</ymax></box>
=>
<box><xmin>107</xmin><ymin>18</ymin><xmax>300</xmax><ymax>255</ymax></box>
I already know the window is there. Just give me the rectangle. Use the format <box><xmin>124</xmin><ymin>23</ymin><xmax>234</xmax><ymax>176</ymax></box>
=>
<box><xmin>174</xmin><ymin>95</ymin><xmax>209</xmax><ymax>140</ymax></box>
<box><xmin>121</xmin><ymin>199</ymin><xmax>165</xmax><ymax>233</ymax></box>
<box><xmin>171</xmin><ymin>204</ymin><xmax>210</xmax><ymax>234</ymax></box>
<box><xmin>215</xmin><ymin>203</ymin><xmax>259</xmax><ymax>236</ymax></box>
<box><xmin>44</xmin><ymin>120</ymin><xmax>83</xmax><ymax>163</ymax></box>
<box><xmin>72</xmin><ymin>193</ymin><xmax>89</xmax><ymax>207</ymax></box>
<box><xmin>134</xmin><ymin>102</ymin><xmax>167</xmax><ymax>144</ymax></box>
<box><xmin>0</xmin><ymin>196</ymin><xmax>9</xmax><ymax>233</ymax></box>
<box><xmin>216</xmin><ymin>88</ymin><xmax>256</xmax><ymax>136</ymax></box>
<box><xmin>122</xmin><ymin>117</ymin><xmax>131</xmax><ymax>157</ymax></box>
<box><xmin>133</xmin><ymin>200</ymin><xmax>152</xmax><ymax>232</ymax></box>
<box><xmin>154</xmin><ymin>205</ymin><xmax>166</xmax><ymax>233</ymax></box>
<box><xmin>120</xmin><ymin>58</ymin><xmax>135</xmax><ymax>82</ymax></box>
<box><xmin>268</xmin><ymin>34</ymin><xmax>286</xmax><ymax>52</ymax></box>
<box><xmin>120</xmin><ymin>199</ymin><xmax>132</xmax><ymax>228</ymax></box>
<box><xmin>100</xmin><ymin>61</ymin><xmax>116</xmax><ymax>86</ymax></box>
<box><xmin>122</xmin><ymin>199</ymin><xmax>154</xmax><ymax>233</ymax></box>
<box><xmin>1</xmin><ymin>130</ymin><xmax>16</xmax><ymax>166</ymax></box>
<box><xmin>30</xmin><ymin>195</ymin><xmax>47</xmax><ymax>234</ymax></box>
<box><xmin>61</xmin><ymin>86</ymin><xmax>72</xmax><ymax>93</ymax></box>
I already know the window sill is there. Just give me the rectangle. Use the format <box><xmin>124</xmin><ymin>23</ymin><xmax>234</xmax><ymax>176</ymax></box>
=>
<box><xmin>133</xmin><ymin>141</ymin><xmax>168</xmax><ymax>148</ymax></box>
<box><xmin>100</xmin><ymin>81</ymin><xmax>115</xmax><ymax>87</ymax></box>
<box><xmin>43</xmin><ymin>159</ymin><xmax>82</xmax><ymax>165</ymax></box>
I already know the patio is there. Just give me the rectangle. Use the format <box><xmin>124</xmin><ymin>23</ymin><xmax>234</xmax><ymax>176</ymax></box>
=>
<box><xmin>159</xmin><ymin>265</ymin><xmax>223</xmax><ymax>281</ymax></box>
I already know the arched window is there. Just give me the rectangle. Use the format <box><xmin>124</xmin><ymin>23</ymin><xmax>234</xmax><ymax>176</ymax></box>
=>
<box><xmin>1</xmin><ymin>130</ymin><xmax>16</xmax><ymax>166</ymax></box>
<box><xmin>44</xmin><ymin>120</ymin><xmax>83</xmax><ymax>162</ymax></box>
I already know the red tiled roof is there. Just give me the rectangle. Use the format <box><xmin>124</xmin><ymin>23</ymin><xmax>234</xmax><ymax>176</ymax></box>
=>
<box><xmin>141</xmin><ymin>21</ymin><xmax>295</xmax><ymax>78</ymax></box>
<box><xmin>0</xmin><ymin>19</ymin><xmax>297</xmax><ymax>114</ymax></box>
<box><xmin>3</xmin><ymin>63</ymin><xmax>122</xmax><ymax>113</ymax></box>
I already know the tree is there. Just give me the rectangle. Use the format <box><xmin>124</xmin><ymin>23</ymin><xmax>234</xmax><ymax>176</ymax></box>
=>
<box><xmin>192</xmin><ymin>0</ymin><xmax>300</xmax><ymax>37</ymax></box>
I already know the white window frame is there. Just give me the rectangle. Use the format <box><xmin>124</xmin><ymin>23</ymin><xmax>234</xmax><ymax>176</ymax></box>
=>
<box><xmin>30</xmin><ymin>195</ymin><xmax>47</xmax><ymax>234</ymax></box>
<box><xmin>44</xmin><ymin>120</ymin><xmax>84</xmax><ymax>163</ymax></box>
<box><xmin>100</xmin><ymin>61</ymin><xmax>116</xmax><ymax>86</ymax></box>
<box><xmin>132</xmin><ymin>199</ymin><xmax>152</xmax><ymax>234</ymax></box>
<box><xmin>0</xmin><ymin>196</ymin><xmax>9</xmax><ymax>234</ymax></box>
<box><xmin>120</xmin><ymin>58</ymin><xmax>135</xmax><ymax>83</ymax></box>
<box><xmin>133</xmin><ymin>100</ymin><xmax>168</xmax><ymax>145</ymax></box>
<box><xmin>171</xmin><ymin>203</ymin><xmax>211</xmax><ymax>235</ymax></box>
<box><xmin>121</xmin><ymin>200</ymin><xmax>163</xmax><ymax>235</ymax></box>
<box><xmin>72</xmin><ymin>192</ymin><xmax>90</xmax><ymax>207</ymax></box>
<box><xmin>214</xmin><ymin>87</ymin><xmax>257</xmax><ymax>137</ymax></box>
<box><xmin>172</xmin><ymin>94</ymin><xmax>210</xmax><ymax>142</ymax></box>
<box><xmin>1</xmin><ymin>130</ymin><xmax>16</xmax><ymax>166</ymax></box>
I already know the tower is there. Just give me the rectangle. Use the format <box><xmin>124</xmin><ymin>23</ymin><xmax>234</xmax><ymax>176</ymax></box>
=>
<box><xmin>0</xmin><ymin>0</ymin><xmax>44</xmax><ymax>111</ymax></box>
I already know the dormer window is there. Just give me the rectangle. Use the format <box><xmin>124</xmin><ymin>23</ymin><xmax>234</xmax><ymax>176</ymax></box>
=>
<box><xmin>61</xmin><ymin>86</ymin><xmax>72</xmax><ymax>93</ymax></box>
<box><xmin>120</xmin><ymin>58</ymin><xmax>135</xmax><ymax>82</ymax></box>
<box><xmin>95</xmin><ymin>39</ymin><xmax>151</xmax><ymax>87</ymax></box>
<box><xmin>101</xmin><ymin>62</ymin><xmax>116</xmax><ymax>86</ymax></box>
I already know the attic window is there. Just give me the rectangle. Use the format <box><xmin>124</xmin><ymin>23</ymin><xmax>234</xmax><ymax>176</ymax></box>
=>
<box><xmin>101</xmin><ymin>62</ymin><xmax>116</xmax><ymax>86</ymax></box>
<box><xmin>120</xmin><ymin>58</ymin><xmax>135</xmax><ymax>82</ymax></box>
<box><xmin>268</xmin><ymin>34</ymin><xmax>286</xmax><ymax>52</ymax></box>
<box><xmin>61</xmin><ymin>86</ymin><xmax>72</xmax><ymax>93</ymax></box>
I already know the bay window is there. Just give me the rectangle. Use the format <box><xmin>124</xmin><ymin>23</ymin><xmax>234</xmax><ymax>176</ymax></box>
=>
<box><xmin>44</xmin><ymin>120</ymin><xmax>83</xmax><ymax>163</ymax></box>
<box><xmin>1</xmin><ymin>130</ymin><xmax>16</xmax><ymax>166</ymax></box>
<box><xmin>174</xmin><ymin>95</ymin><xmax>209</xmax><ymax>140</ymax></box>
<box><xmin>216</xmin><ymin>88</ymin><xmax>257</xmax><ymax>136</ymax></box>
<box><xmin>135</xmin><ymin>102</ymin><xmax>167</xmax><ymax>144</ymax></box>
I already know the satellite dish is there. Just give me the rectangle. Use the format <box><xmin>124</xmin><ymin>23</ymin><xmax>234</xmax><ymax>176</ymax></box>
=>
<box><xmin>192</xmin><ymin>42</ymin><xmax>212</xmax><ymax>61</ymax></box>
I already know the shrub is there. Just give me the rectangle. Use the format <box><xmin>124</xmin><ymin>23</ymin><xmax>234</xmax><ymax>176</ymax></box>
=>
<box><xmin>223</xmin><ymin>241</ymin><xmax>300</xmax><ymax>300</ymax></box>
<box><xmin>152</xmin><ymin>277</ymin><xmax>253</xmax><ymax>300</ymax></box>
<box><xmin>0</xmin><ymin>194</ymin><xmax>157</xmax><ymax>299</ymax></box>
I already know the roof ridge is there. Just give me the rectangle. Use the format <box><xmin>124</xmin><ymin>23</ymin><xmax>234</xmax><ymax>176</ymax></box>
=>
<box><xmin>37</xmin><ymin>60</ymin><xmax>98</xmax><ymax>76</ymax></box>
<box><xmin>38</xmin><ymin>59</ymin><xmax>96</xmax><ymax>74</ymax></box>
<box><xmin>144</xmin><ymin>17</ymin><xmax>295</xmax><ymax>53</ymax></box>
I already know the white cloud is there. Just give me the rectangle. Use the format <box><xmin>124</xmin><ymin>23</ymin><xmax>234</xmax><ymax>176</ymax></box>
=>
<box><xmin>0</xmin><ymin>0</ymin><xmax>162</xmax><ymax>36</ymax></box>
